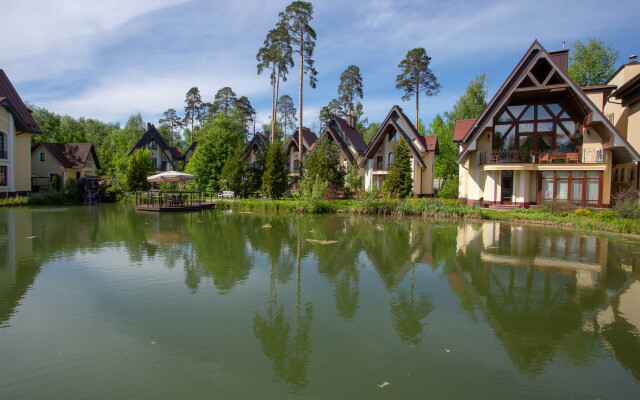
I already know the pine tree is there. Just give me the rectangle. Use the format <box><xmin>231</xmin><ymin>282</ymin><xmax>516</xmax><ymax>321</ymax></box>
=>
<box><xmin>221</xmin><ymin>140</ymin><xmax>251</xmax><ymax>197</ymax></box>
<box><xmin>303</xmin><ymin>135</ymin><xmax>344</xmax><ymax>187</ymax></box>
<box><xmin>213</xmin><ymin>87</ymin><xmax>238</xmax><ymax>117</ymax></box>
<box><xmin>159</xmin><ymin>108</ymin><xmax>183</xmax><ymax>147</ymax></box>
<box><xmin>262</xmin><ymin>140</ymin><xmax>289</xmax><ymax>198</ymax></box>
<box><xmin>338</xmin><ymin>65</ymin><xmax>363</xmax><ymax>115</ymax></box>
<box><xmin>277</xmin><ymin>94</ymin><xmax>297</xmax><ymax>138</ymax></box>
<box><xmin>384</xmin><ymin>140</ymin><xmax>413</xmax><ymax>198</ymax></box>
<box><xmin>396</xmin><ymin>48</ymin><xmax>440</xmax><ymax>124</ymax></box>
<box><xmin>184</xmin><ymin>87</ymin><xmax>203</xmax><ymax>142</ymax></box>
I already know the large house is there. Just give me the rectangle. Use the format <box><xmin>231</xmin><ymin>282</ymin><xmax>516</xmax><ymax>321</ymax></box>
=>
<box><xmin>0</xmin><ymin>70</ymin><xmax>42</xmax><ymax>194</ymax></box>
<box><xmin>31</xmin><ymin>142</ymin><xmax>101</xmax><ymax>190</ymax></box>
<box><xmin>583</xmin><ymin>55</ymin><xmax>640</xmax><ymax>193</ymax></box>
<box><xmin>359</xmin><ymin>105</ymin><xmax>439</xmax><ymax>196</ymax></box>
<box><xmin>454</xmin><ymin>41</ymin><xmax>640</xmax><ymax>208</ymax></box>
<box><xmin>284</xmin><ymin>127</ymin><xmax>317</xmax><ymax>187</ymax></box>
<box><xmin>318</xmin><ymin>115</ymin><xmax>367</xmax><ymax>170</ymax></box>
<box><xmin>243</xmin><ymin>132</ymin><xmax>268</xmax><ymax>165</ymax></box>
<box><xmin>130</xmin><ymin>123</ymin><xmax>182</xmax><ymax>172</ymax></box>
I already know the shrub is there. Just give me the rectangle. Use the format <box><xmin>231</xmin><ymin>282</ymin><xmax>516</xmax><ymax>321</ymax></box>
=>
<box><xmin>438</xmin><ymin>177</ymin><xmax>459</xmax><ymax>199</ymax></box>
<box><xmin>51</xmin><ymin>174</ymin><xmax>62</xmax><ymax>192</ymax></box>
<box><xmin>539</xmin><ymin>200</ymin><xmax>574</xmax><ymax>215</ymax></box>
<box><xmin>384</xmin><ymin>141</ymin><xmax>413</xmax><ymax>198</ymax></box>
<box><xmin>574</xmin><ymin>208</ymin><xmax>592</xmax><ymax>216</ymax></box>
<box><xmin>612</xmin><ymin>187</ymin><xmax>640</xmax><ymax>219</ymax></box>
<box><xmin>595</xmin><ymin>210</ymin><xmax>616</xmax><ymax>220</ymax></box>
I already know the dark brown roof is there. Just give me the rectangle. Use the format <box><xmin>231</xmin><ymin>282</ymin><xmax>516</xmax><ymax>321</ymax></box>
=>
<box><xmin>612</xmin><ymin>73</ymin><xmax>640</xmax><ymax>106</ymax></box>
<box><xmin>243</xmin><ymin>132</ymin><xmax>268</xmax><ymax>157</ymax></box>
<box><xmin>453</xmin><ymin>119</ymin><xmax>476</xmax><ymax>142</ymax></box>
<box><xmin>285</xmin><ymin>127</ymin><xmax>317</xmax><ymax>153</ymax></box>
<box><xmin>359</xmin><ymin>105</ymin><xmax>429</xmax><ymax>168</ymax></box>
<box><xmin>34</xmin><ymin>142</ymin><xmax>101</xmax><ymax>170</ymax></box>
<box><xmin>333</xmin><ymin>116</ymin><xmax>367</xmax><ymax>154</ymax></box>
<box><xmin>0</xmin><ymin>70</ymin><xmax>41</xmax><ymax>134</ymax></box>
<box><xmin>170</xmin><ymin>147</ymin><xmax>182</xmax><ymax>159</ymax></box>
<box><xmin>581</xmin><ymin>84</ymin><xmax>617</xmax><ymax>92</ymax></box>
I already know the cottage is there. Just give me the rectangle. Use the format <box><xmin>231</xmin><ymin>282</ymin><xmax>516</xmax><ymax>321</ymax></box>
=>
<box><xmin>359</xmin><ymin>106</ymin><xmax>438</xmax><ymax>196</ymax></box>
<box><xmin>181</xmin><ymin>141</ymin><xmax>198</xmax><ymax>167</ymax></box>
<box><xmin>583</xmin><ymin>55</ymin><xmax>640</xmax><ymax>193</ymax></box>
<box><xmin>455</xmin><ymin>41</ymin><xmax>640</xmax><ymax>208</ymax></box>
<box><xmin>243</xmin><ymin>132</ymin><xmax>268</xmax><ymax>165</ymax></box>
<box><xmin>31</xmin><ymin>142</ymin><xmax>101</xmax><ymax>190</ymax></box>
<box><xmin>0</xmin><ymin>70</ymin><xmax>42</xmax><ymax>194</ymax></box>
<box><xmin>284</xmin><ymin>127</ymin><xmax>317</xmax><ymax>187</ymax></box>
<box><xmin>318</xmin><ymin>115</ymin><xmax>367</xmax><ymax>169</ymax></box>
<box><xmin>130</xmin><ymin>123</ymin><xmax>181</xmax><ymax>172</ymax></box>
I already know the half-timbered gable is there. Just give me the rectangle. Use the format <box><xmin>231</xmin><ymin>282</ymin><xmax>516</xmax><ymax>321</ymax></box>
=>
<box><xmin>359</xmin><ymin>106</ymin><xmax>438</xmax><ymax>196</ymax></box>
<box><xmin>455</xmin><ymin>40</ymin><xmax>640</xmax><ymax>208</ymax></box>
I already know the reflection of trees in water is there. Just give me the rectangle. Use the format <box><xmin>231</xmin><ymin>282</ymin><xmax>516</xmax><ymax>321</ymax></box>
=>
<box><xmin>185</xmin><ymin>213</ymin><xmax>253</xmax><ymax>293</ymax></box>
<box><xmin>390</xmin><ymin>264</ymin><xmax>433</xmax><ymax>344</ymax></box>
<box><xmin>254</xmin><ymin>238</ymin><xmax>313</xmax><ymax>392</ymax></box>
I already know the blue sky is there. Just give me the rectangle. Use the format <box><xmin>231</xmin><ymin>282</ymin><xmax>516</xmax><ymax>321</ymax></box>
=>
<box><xmin>3</xmin><ymin>0</ymin><xmax>639</xmax><ymax>135</ymax></box>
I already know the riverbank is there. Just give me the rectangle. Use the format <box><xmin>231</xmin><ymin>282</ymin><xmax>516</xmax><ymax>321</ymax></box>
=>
<box><xmin>214</xmin><ymin>197</ymin><xmax>640</xmax><ymax>235</ymax></box>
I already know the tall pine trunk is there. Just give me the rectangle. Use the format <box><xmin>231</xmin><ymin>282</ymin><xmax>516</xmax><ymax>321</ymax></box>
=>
<box><xmin>298</xmin><ymin>31</ymin><xmax>304</xmax><ymax>174</ymax></box>
<box><xmin>271</xmin><ymin>67</ymin><xmax>276</xmax><ymax>142</ymax></box>
<box><xmin>275</xmin><ymin>67</ymin><xmax>281</xmax><ymax>141</ymax></box>
<box><xmin>415</xmin><ymin>84</ymin><xmax>419</xmax><ymax>127</ymax></box>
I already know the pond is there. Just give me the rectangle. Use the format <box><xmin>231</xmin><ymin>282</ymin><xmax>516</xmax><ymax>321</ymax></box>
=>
<box><xmin>1</xmin><ymin>205</ymin><xmax>639</xmax><ymax>399</ymax></box>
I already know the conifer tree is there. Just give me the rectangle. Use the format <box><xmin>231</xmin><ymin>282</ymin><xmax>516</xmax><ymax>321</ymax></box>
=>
<box><xmin>396</xmin><ymin>48</ymin><xmax>440</xmax><ymax>124</ymax></box>
<box><xmin>384</xmin><ymin>140</ymin><xmax>413</xmax><ymax>198</ymax></box>
<box><xmin>262</xmin><ymin>140</ymin><xmax>289</xmax><ymax>198</ymax></box>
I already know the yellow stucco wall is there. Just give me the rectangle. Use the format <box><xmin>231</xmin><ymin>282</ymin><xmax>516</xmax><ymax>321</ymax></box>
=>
<box><xmin>31</xmin><ymin>145</ymin><xmax>65</xmax><ymax>179</ymax></box>
<box><xmin>1</xmin><ymin>106</ymin><xmax>34</xmax><ymax>192</ymax></box>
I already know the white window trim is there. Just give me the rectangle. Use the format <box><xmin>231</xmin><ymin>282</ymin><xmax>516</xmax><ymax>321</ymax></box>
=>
<box><xmin>40</xmin><ymin>151</ymin><xmax>46</xmax><ymax>162</ymax></box>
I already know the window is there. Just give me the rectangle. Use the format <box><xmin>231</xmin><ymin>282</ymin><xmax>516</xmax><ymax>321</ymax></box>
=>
<box><xmin>376</xmin><ymin>155</ymin><xmax>384</xmax><ymax>170</ymax></box>
<box><xmin>294</xmin><ymin>159</ymin><xmax>300</xmax><ymax>171</ymax></box>
<box><xmin>150</xmin><ymin>157</ymin><xmax>158</xmax><ymax>168</ymax></box>
<box><xmin>76</xmin><ymin>171</ymin><xmax>81</xmax><ymax>180</ymax></box>
<box><xmin>388</xmin><ymin>131</ymin><xmax>397</xmax><ymax>142</ymax></box>
<box><xmin>540</xmin><ymin>171</ymin><xmax>600</xmax><ymax>206</ymax></box>
<box><xmin>494</xmin><ymin>101</ymin><xmax>581</xmax><ymax>157</ymax></box>
<box><xmin>388</xmin><ymin>152</ymin><xmax>394</xmax><ymax>166</ymax></box>
<box><xmin>40</xmin><ymin>152</ymin><xmax>46</xmax><ymax>162</ymax></box>
<box><xmin>148</xmin><ymin>140</ymin><xmax>157</xmax><ymax>150</ymax></box>
<box><xmin>0</xmin><ymin>166</ymin><xmax>6</xmax><ymax>186</ymax></box>
<box><xmin>0</xmin><ymin>134</ymin><xmax>6</xmax><ymax>159</ymax></box>
<box><xmin>161</xmin><ymin>160</ymin><xmax>167</xmax><ymax>171</ymax></box>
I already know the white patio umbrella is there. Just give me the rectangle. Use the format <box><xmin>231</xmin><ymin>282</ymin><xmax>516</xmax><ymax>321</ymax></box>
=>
<box><xmin>147</xmin><ymin>171</ymin><xmax>196</xmax><ymax>183</ymax></box>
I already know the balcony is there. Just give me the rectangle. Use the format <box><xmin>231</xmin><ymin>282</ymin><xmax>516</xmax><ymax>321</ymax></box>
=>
<box><xmin>478</xmin><ymin>149</ymin><xmax>605</xmax><ymax>166</ymax></box>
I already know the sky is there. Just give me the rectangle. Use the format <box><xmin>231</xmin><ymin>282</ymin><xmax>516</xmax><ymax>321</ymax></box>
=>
<box><xmin>3</xmin><ymin>0</ymin><xmax>639</xmax><ymax>135</ymax></box>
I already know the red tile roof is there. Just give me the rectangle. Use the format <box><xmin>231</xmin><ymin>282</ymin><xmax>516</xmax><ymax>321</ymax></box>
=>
<box><xmin>0</xmin><ymin>70</ymin><xmax>41</xmax><ymax>134</ymax></box>
<box><xmin>34</xmin><ymin>142</ymin><xmax>101</xmax><ymax>170</ymax></box>
<box><xmin>170</xmin><ymin>147</ymin><xmax>182</xmax><ymax>159</ymax></box>
<box><xmin>419</xmin><ymin>135</ymin><xmax>439</xmax><ymax>153</ymax></box>
<box><xmin>453</xmin><ymin>119</ymin><xmax>476</xmax><ymax>142</ymax></box>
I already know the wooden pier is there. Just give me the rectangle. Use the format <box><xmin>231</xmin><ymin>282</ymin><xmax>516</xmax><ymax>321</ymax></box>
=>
<box><xmin>135</xmin><ymin>191</ymin><xmax>217</xmax><ymax>212</ymax></box>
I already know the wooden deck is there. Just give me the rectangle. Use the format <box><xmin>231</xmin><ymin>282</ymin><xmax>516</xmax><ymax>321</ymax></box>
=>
<box><xmin>135</xmin><ymin>200</ymin><xmax>217</xmax><ymax>212</ymax></box>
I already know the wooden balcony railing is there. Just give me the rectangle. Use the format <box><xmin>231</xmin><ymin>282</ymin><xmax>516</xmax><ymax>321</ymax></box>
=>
<box><xmin>478</xmin><ymin>149</ymin><xmax>605</xmax><ymax>165</ymax></box>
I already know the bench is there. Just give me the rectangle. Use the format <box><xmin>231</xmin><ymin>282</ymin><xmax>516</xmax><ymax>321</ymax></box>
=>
<box><xmin>218</xmin><ymin>190</ymin><xmax>235</xmax><ymax>199</ymax></box>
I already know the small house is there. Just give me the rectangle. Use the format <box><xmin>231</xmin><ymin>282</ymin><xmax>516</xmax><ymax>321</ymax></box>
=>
<box><xmin>130</xmin><ymin>123</ymin><xmax>181</xmax><ymax>172</ymax></box>
<box><xmin>31</xmin><ymin>142</ymin><xmax>101</xmax><ymax>190</ymax></box>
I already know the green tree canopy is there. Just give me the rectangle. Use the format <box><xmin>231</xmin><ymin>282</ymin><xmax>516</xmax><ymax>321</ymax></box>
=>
<box><xmin>159</xmin><ymin>108</ymin><xmax>183</xmax><ymax>147</ymax></box>
<box><xmin>568</xmin><ymin>38</ymin><xmax>620</xmax><ymax>87</ymax></box>
<box><xmin>185</xmin><ymin>114</ymin><xmax>244</xmax><ymax>191</ymax></box>
<box><xmin>277</xmin><ymin>94</ymin><xmax>297</xmax><ymax>138</ymax></box>
<box><xmin>338</xmin><ymin>65</ymin><xmax>363</xmax><ymax>115</ymax></box>
<box><xmin>384</xmin><ymin>140</ymin><xmax>413</xmax><ymax>198</ymax></box>
<box><xmin>302</xmin><ymin>135</ymin><xmax>344</xmax><ymax>187</ymax></box>
<box><xmin>262</xmin><ymin>140</ymin><xmax>289</xmax><ymax>198</ymax></box>
<box><xmin>234</xmin><ymin>96</ymin><xmax>256</xmax><ymax>136</ymax></box>
<box><xmin>125</xmin><ymin>148</ymin><xmax>154</xmax><ymax>191</ymax></box>
<box><xmin>213</xmin><ymin>87</ymin><xmax>238</xmax><ymax>117</ymax></box>
<box><xmin>395</xmin><ymin>48</ymin><xmax>440</xmax><ymax>124</ymax></box>
<box><xmin>184</xmin><ymin>87</ymin><xmax>203</xmax><ymax>140</ymax></box>
<box><xmin>318</xmin><ymin>99</ymin><xmax>347</xmax><ymax>126</ymax></box>
<box><xmin>221</xmin><ymin>140</ymin><xmax>252</xmax><ymax>197</ymax></box>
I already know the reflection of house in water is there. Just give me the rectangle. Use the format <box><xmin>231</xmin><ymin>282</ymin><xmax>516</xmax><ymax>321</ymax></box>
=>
<box><xmin>453</xmin><ymin>223</ymin><xmax>638</xmax><ymax>375</ymax></box>
<box><xmin>0</xmin><ymin>209</ymin><xmax>36</xmax><ymax>327</ymax></box>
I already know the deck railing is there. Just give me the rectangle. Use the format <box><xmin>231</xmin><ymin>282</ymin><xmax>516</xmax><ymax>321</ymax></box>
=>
<box><xmin>478</xmin><ymin>149</ymin><xmax>605</xmax><ymax>166</ymax></box>
<box><xmin>135</xmin><ymin>190</ymin><xmax>214</xmax><ymax>208</ymax></box>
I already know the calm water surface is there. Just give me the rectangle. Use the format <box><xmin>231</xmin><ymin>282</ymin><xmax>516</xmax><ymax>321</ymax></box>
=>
<box><xmin>1</xmin><ymin>205</ymin><xmax>640</xmax><ymax>399</ymax></box>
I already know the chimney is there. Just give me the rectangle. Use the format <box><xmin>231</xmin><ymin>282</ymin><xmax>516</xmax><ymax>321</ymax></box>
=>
<box><xmin>347</xmin><ymin>114</ymin><xmax>357</xmax><ymax>129</ymax></box>
<box><xmin>147</xmin><ymin>122</ymin><xmax>152</xmax><ymax>129</ymax></box>
<box><xmin>549</xmin><ymin>49</ymin><xmax>569</xmax><ymax>75</ymax></box>
<box><xmin>630</xmin><ymin>55</ymin><xmax>638</xmax><ymax>64</ymax></box>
